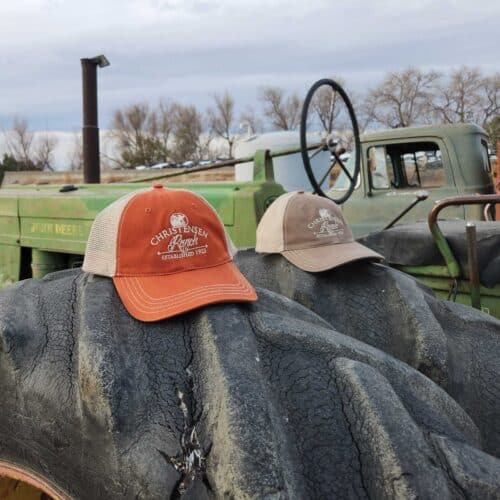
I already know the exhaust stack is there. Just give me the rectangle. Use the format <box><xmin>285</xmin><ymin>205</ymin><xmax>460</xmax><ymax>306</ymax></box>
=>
<box><xmin>81</xmin><ymin>55</ymin><xmax>110</xmax><ymax>184</ymax></box>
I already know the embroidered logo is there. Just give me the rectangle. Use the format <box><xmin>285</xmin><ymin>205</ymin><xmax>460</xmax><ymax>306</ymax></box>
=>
<box><xmin>307</xmin><ymin>208</ymin><xmax>345</xmax><ymax>239</ymax></box>
<box><xmin>170</xmin><ymin>213</ymin><xmax>189</xmax><ymax>229</ymax></box>
<box><xmin>150</xmin><ymin>212</ymin><xmax>209</xmax><ymax>260</ymax></box>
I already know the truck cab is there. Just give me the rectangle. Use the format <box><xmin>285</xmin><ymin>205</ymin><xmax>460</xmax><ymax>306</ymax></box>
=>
<box><xmin>337</xmin><ymin>123</ymin><xmax>493</xmax><ymax>236</ymax></box>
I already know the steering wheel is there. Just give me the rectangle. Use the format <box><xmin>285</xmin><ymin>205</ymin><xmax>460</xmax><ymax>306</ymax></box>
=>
<box><xmin>300</xmin><ymin>78</ymin><xmax>361</xmax><ymax>204</ymax></box>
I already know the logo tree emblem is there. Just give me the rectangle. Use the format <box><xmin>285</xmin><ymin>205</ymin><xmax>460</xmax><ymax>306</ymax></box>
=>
<box><xmin>170</xmin><ymin>213</ymin><xmax>189</xmax><ymax>229</ymax></box>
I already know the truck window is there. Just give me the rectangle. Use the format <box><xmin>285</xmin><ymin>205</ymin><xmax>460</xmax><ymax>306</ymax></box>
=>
<box><xmin>371</xmin><ymin>141</ymin><xmax>445</xmax><ymax>189</ymax></box>
<box><xmin>402</xmin><ymin>150</ymin><xmax>445</xmax><ymax>188</ymax></box>
<box><xmin>367</xmin><ymin>146</ymin><xmax>392</xmax><ymax>189</ymax></box>
<box><xmin>481</xmin><ymin>139</ymin><xmax>491</xmax><ymax>173</ymax></box>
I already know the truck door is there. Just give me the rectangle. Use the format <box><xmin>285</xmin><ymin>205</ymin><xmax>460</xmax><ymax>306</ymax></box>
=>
<box><xmin>342</xmin><ymin>139</ymin><xmax>464</xmax><ymax>237</ymax></box>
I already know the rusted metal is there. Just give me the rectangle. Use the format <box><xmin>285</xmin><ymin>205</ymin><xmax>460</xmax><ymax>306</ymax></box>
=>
<box><xmin>382</xmin><ymin>190</ymin><xmax>429</xmax><ymax>230</ymax></box>
<box><xmin>466</xmin><ymin>222</ymin><xmax>481</xmax><ymax>310</ymax></box>
<box><xmin>428</xmin><ymin>194</ymin><xmax>500</xmax><ymax>278</ymax></box>
<box><xmin>0</xmin><ymin>460</ymin><xmax>69</xmax><ymax>500</ymax></box>
<box><xmin>81</xmin><ymin>55</ymin><xmax>109</xmax><ymax>184</ymax></box>
<box><xmin>484</xmin><ymin>203</ymin><xmax>495</xmax><ymax>221</ymax></box>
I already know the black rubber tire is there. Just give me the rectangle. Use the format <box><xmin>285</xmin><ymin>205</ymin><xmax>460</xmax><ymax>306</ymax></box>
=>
<box><xmin>300</xmin><ymin>78</ymin><xmax>361</xmax><ymax>204</ymax></box>
<box><xmin>236</xmin><ymin>249</ymin><xmax>500</xmax><ymax>460</ymax></box>
<box><xmin>1</xmin><ymin>269</ymin><xmax>500</xmax><ymax>498</ymax></box>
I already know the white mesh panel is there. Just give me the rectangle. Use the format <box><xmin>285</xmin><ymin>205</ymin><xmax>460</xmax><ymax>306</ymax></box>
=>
<box><xmin>255</xmin><ymin>192</ymin><xmax>295</xmax><ymax>253</ymax></box>
<box><xmin>82</xmin><ymin>190</ymin><xmax>142</xmax><ymax>277</ymax></box>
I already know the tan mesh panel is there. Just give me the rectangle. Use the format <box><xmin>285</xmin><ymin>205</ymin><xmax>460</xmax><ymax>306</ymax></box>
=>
<box><xmin>225</xmin><ymin>230</ymin><xmax>238</xmax><ymax>258</ymax></box>
<box><xmin>83</xmin><ymin>190</ymin><xmax>142</xmax><ymax>277</ymax></box>
<box><xmin>255</xmin><ymin>191</ymin><xmax>296</xmax><ymax>253</ymax></box>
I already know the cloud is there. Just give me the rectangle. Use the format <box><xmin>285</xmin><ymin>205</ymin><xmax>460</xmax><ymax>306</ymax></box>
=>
<box><xmin>0</xmin><ymin>0</ymin><xmax>498</xmax><ymax>133</ymax></box>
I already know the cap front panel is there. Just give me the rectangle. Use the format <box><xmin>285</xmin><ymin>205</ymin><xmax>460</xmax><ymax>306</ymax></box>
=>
<box><xmin>116</xmin><ymin>188</ymin><xmax>230</xmax><ymax>276</ymax></box>
<box><xmin>283</xmin><ymin>193</ymin><xmax>354</xmax><ymax>250</ymax></box>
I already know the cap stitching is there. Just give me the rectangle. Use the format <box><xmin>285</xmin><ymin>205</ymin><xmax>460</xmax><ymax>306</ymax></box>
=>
<box><xmin>284</xmin><ymin>246</ymin><xmax>382</xmax><ymax>264</ymax></box>
<box><xmin>124</xmin><ymin>275</ymin><xmax>251</xmax><ymax>304</ymax></box>
<box><xmin>126</xmin><ymin>288</ymin><xmax>253</xmax><ymax>314</ymax></box>
<box><xmin>284</xmin><ymin>237</ymin><xmax>355</xmax><ymax>252</ymax></box>
<box><xmin>120</xmin><ymin>274</ymin><xmax>254</xmax><ymax>312</ymax></box>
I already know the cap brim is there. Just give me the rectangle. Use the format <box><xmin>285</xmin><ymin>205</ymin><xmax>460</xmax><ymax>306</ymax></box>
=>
<box><xmin>282</xmin><ymin>241</ymin><xmax>384</xmax><ymax>272</ymax></box>
<box><xmin>113</xmin><ymin>261</ymin><xmax>257</xmax><ymax>322</ymax></box>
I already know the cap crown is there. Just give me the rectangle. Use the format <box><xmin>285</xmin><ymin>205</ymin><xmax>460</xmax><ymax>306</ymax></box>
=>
<box><xmin>256</xmin><ymin>192</ymin><xmax>353</xmax><ymax>252</ymax></box>
<box><xmin>83</xmin><ymin>186</ymin><xmax>236</xmax><ymax>277</ymax></box>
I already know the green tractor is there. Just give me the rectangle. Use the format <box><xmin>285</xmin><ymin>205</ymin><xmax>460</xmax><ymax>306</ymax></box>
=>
<box><xmin>0</xmin><ymin>79</ymin><xmax>498</xmax><ymax>318</ymax></box>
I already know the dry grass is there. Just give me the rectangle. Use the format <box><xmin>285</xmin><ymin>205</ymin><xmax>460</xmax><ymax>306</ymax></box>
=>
<box><xmin>3</xmin><ymin>167</ymin><xmax>235</xmax><ymax>186</ymax></box>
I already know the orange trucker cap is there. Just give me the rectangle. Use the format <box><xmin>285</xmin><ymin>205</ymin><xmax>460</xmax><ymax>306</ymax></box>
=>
<box><xmin>82</xmin><ymin>183</ymin><xmax>257</xmax><ymax>322</ymax></box>
<box><xmin>256</xmin><ymin>191</ymin><xmax>383</xmax><ymax>272</ymax></box>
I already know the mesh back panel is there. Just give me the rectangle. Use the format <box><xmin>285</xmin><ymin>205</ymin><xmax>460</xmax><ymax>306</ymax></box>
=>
<box><xmin>82</xmin><ymin>191</ymin><xmax>141</xmax><ymax>277</ymax></box>
<box><xmin>255</xmin><ymin>192</ymin><xmax>295</xmax><ymax>252</ymax></box>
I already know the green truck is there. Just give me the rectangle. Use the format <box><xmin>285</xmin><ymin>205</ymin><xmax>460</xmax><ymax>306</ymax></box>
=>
<box><xmin>340</xmin><ymin>123</ymin><xmax>494</xmax><ymax>236</ymax></box>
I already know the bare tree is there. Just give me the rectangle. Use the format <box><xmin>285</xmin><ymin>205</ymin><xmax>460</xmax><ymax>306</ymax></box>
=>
<box><xmin>431</xmin><ymin>67</ymin><xmax>483</xmax><ymax>124</ymax></box>
<box><xmin>481</xmin><ymin>73</ymin><xmax>500</xmax><ymax>126</ymax></box>
<box><xmin>3</xmin><ymin>118</ymin><xmax>58</xmax><ymax>170</ymax></box>
<box><xmin>485</xmin><ymin>115</ymin><xmax>500</xmax><ymax>149</ymax></box>
<box><xmin>364</xmin><ymin>67</ymin><xmax>439</xmax><ymax>128</ymax></box>
<box><xmin>110</xmin><ymin>103</ymin><xmax>170</xmax><ymax>168</ymax></box>
<box><xmin>207</xmin><ymin>91</ymin><xmax>236</xmax><ymax>158</ymax></box>
<box><xmin>308</xmin><ymin>77</ymin><xmax>348</xmax><ymax>133</ymax></box>
<box><xmin>33</xmin><ymin>133</ymin><xmax>58</xmax><ymax>171</ymax></box>
<box><xmin>259</xmin><ymin>87</ymin><xmax>301</xmax><ymax>130</ymax></box>
<box><xmin>150</xmin><ymin>100</ymin><xmax>175</xmax><ymax>156</ymax></box>
<box><xmin>111</xmin><ymin>103</ymin><xmax>151</xmax><ymax>167</ymax></box>
<box><xmin>430</xmin><ymin>67</ymin><xmax>500</xmax><ymax>127</ymax></box>
<box><xmin>239</xmin><ymin>107</ymin><xmax>263</xmax><ymax>137</ymax></box>
<box><xmin>170</xmin><ymin>104</ymin><xmax>205</xmax><ymax>163</ymax></box>
<box><xmin>68</xmin><ymin>133</ymin><xmax>83</xmax><ymax>171</ymax></box>
<box><xmin>5</xmin><ymin>118</ymin><xmax>37</xmax><ymax>169</ymax></box>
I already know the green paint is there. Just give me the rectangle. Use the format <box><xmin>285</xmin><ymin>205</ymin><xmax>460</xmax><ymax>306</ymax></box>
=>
<box><xmin>31</xmin><ymin>249</ymin><xmax>67</xmax><ymax>279</ymax></box>
<box><xmin>427</xmin><ymin>224</ymin><xmax>461</xmax><ymax>278</ymax></box>
<box><xmin>410</xmin><ymin>274</ymin><xmax>500</xmax><ymax>319</ymax></box>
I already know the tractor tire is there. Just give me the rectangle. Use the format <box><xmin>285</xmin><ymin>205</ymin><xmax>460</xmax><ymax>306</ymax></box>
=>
<box><xmin>0</xmin><ymin>269</ymin><xmax>500</xmax><ymax>499</ymax></box>
<box><xmin>236</xmin><ymin>249</ymin><xmax>500</xmax><ymax>459</ymax></box>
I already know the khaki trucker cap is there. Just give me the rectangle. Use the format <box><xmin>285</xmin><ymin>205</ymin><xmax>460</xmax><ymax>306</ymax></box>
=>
<box><xmin>83</xmin><ymin>183</ymin><xmax>257</xmax><ymax>322</ymax></box>
<box><xmin>256</xmin><ymin>191</ymin><xmax>383</xmax><ymax>272</ymax></box>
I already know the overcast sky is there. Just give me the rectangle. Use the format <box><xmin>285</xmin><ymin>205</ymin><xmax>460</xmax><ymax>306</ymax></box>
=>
<box><xmin>0</xmin><ymin>0</ymin><xmax>499</xmax><ymax>133</ymax></box>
